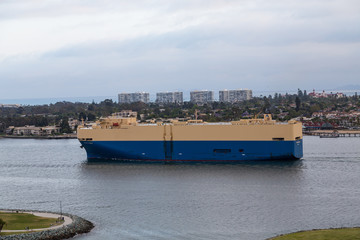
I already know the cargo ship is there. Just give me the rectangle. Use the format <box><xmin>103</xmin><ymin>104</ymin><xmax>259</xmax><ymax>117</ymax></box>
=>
<box><xmin>78</xmin><ymin>113</ymin><xmax>303</xmax><ymax>162</ymax></box>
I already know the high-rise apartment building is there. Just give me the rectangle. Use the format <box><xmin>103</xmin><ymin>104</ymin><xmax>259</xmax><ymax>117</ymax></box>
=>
<box><xmin>156</xmin><ymin>92</ymin><xmax>183</xmax><ymax>104</ymax></box>
<box><xmin>190</xmin><ymin>90</ymin><xmax>214</xmax><ymax>104</ymax></box>
<box><xmin>219</xmin><ymin>89</ymin><xmax>252</xmax><ymax>103</ymax></box>
<box><xmin>118</xmin><ymin>92</ymin><xmax>150</xmax><ymax>104</ymax></box>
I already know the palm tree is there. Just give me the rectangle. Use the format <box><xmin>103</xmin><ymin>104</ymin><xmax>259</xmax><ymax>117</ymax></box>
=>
<box><xmin>0</xmin><ymin>218</ymin><xmax>6</xmax><ymax>233</ymax></box>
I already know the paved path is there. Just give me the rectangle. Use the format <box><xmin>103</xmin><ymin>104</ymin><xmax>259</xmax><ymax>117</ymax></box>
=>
<box><xmin>1</xmin><ymin>211</ymin><xmax>73</xmax><ymax>233</ymax></box>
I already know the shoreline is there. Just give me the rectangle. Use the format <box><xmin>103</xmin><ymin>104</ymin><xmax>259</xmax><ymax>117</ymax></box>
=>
<box><xmin>0</xmin><ymin>209</ymin><xmax>94</xmax><ymax>240</ymax></box>
<box><xmin>267</xmin><ymin>227</ymin><xmax>360</xmax><ymax>240</ymax></box>
<box><xmin>303</xmin><ymin>129</ymin><xmax>360</xmax><ymax>137</ymax></box>
<box><xmin>2</xmin><ymin>134</ymin><xmax>77</xmax><ymax>139</ymax></box>
<box><xmin>0</xmin><ymin>210</ymin><xmax>73</xmax><ymax>233</ymax></box>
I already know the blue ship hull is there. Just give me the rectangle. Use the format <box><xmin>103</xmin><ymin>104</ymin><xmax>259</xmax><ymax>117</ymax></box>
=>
<box><xmin>80</xmin><ymin>139</ymin><xmax>303</xmax><ymax>162</ymax></box>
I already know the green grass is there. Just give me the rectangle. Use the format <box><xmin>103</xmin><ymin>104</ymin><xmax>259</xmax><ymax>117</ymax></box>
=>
<box><xmin>269</xmin><ymin>228</ymin><xmax>360</xmax><ymax>240</ymax></box>
<box><xmin>0</xmin><ymin>212</ymin><xmax>62</xmax><ymax>230</ymax></box>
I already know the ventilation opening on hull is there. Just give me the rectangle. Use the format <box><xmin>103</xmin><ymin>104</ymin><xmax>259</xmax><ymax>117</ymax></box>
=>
<box><xmin>239</xmin><ymin>149</ymin><xmax>244</xmax><ymax>152</ymax></box>
<box><xmin>85</xmin><ymin>138</ymin><xmax>93</xmax><ymax>141</ymax></box>
<box><xmin>272</xmin><ymin>138</ymin><xmax>284</xmax><ymax>141</ymax></box>
<box><xmin>213</xmin><ymin>149</ymin><xmax>231</xmax><ymax>153</ymax></box>
<box><xmin>295</xmin><ymin>136</ymin><xmax>301</xmax><ymax>140</ymax></box>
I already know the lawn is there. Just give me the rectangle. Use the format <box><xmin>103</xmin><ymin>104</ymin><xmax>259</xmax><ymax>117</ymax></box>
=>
<box><xmin>0</xmin><ymin>212</ymin><xmax>61</xmax><ymax>231</ymax></box>
<box><xmin>269</xmin><ymin>228</ymin><xmax>360</xmax><ymax>240</ymax></box>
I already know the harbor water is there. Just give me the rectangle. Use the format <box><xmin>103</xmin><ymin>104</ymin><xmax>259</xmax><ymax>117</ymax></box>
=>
<box><xmin>0</xmin><ymin>136</ymin><xmax>360</xmax><ymax>239</ymax></box>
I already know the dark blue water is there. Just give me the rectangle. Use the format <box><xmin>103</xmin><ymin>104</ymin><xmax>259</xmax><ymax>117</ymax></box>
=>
<box><xmin>0</xmin><ymin>136</ymin><xmax>360</xmax><ymax>239</ymax></box>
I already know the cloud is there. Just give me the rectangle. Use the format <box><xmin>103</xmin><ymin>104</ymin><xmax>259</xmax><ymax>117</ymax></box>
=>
<box><xmin>0</xmin><ymin>0</ymin><xmax>360</xmax><ymax>99</ymax></box>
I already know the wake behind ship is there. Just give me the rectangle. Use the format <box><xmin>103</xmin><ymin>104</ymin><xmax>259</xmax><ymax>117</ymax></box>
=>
<box><xmin>78</xmin><ymin>113</ymin><xmax>303</xmax><ymax>162</ymax></box>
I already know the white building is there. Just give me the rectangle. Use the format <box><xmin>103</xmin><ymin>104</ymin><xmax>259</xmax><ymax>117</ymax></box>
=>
<box><xmin>0</xmin><ymin>104</ymin><xmax>20</xmax><ymax>108</ymax></box>
<box><xmin>11</xmin><ymin>125</ymin><xmax>61</xmax><ymax>136</ymax></box>
<box><xmin>190</xmin><ymin>90</ymin><xmax>214</xmax><ymax>104</ymax></box>
<box><xmin>13</xmin><ymin>126</ymin><xmax>42</xmax><ymax>136</ymax></box>
<box><xmin>42</xmin><ymin>126</ymin><xmax>61</xmax><ymax>135</ymax></box>
<box><xmin>68</xmin><ymin>118</ymin><xmax>80</xmax><ymax>130</ymax></box>
<box><xmin>118</xmin><ymin>92</ymin><xmax>150</xmax><ymax>104</ymax></box>
<box><xmin>219</xmin><ymin>89</ymin><xmax>252</xmax><ymax>102</ymax></box>
<box><xmin>156</xmin><ymin>92</ymin><xmax>183</xmax><ymax>104</ymax></box>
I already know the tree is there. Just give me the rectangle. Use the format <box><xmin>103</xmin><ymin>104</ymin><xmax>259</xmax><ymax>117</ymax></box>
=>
<box><xmin>78</xmin><ymin>112</ymin><xmax>87</xmax><ymax>121</ymax></box>
<box><xmin>0</xmin><ymin>218</ymin><xmax>6</xmax><ymax>233</ymax></box>
<box><xmin>87</xmin><ymin>113</ymin><xmax>96</xmax><ymax>121</ymax></box>
<box><xmin>103</xmin><ymin>99</ymin><xmax>114</xmax><ymax>107</ymax></box>
<box><xmin>274</xmin><ymin>93</ymin><xmax>279</xmax><ymax>100</ymax></box>
<box><xmin>88</xmin><ymin>100</ymin><xmax>95</xmax><ymax>111</ymax></box>
<box><xmin>297</xmin><ymin>88</ymin><xmax>303</xmax><ymax>98</ymax></box>
<box><xmin>38</xmin><ymin>117</ymin><xmax>49</xmax><ymax>127</ymax></box>
<box><xmin>295</xmin><ymin>96</ymin><xmax>301</xmax><ymax>112</ymax></box>
<box><xmin>60</xmin><ymin>117</ymin><xmax>72</xmax><ymax>133</ymax></box>
<box><xmin>263</xmin><ymin>97</ymin><xmax>271</xmax><ymax>113</ymax></box>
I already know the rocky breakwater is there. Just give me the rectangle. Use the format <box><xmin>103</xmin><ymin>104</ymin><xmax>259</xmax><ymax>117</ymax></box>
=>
<box><xmin>0</xmin><ymin>210</ymin><xmax>94</xmax><ymax>240</ymax></box>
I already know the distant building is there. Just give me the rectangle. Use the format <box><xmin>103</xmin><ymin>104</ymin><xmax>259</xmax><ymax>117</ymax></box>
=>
<box><xmin>10</xmin><ymin>125</ymin><xmax>60</xmax><ymax>136</ymax></box>
<box><xmin>42</xmin><ymin>126</ymin><xmax>61</xmax><ymax>135</ymax></box>
<box><xmin>5</xmin><ymin>126</ymin><xmax>15</xmax><ymax>135</ymax></box>
<box><xmin>156</xmin><ymin>92</ymin><xmax>183</xmax><ymax>104</ymax></box>
<box><xmin>112</xmin><ymin>110</ymin><xmax>138</xmax><ymax>118</ymax></box>
<box><xmin>68</xmin><ymin>118</ymin><xmax>80</xmax><ymax>130</ymax></box>
<box><xmin>190</xmin><ymin>90</ymin><xmax>214</xmax><ymax>104</ymax></box>
<box><xmin>308</xmin><ymin>89</ymin><xmax>344</xmax><ymax>98</ymax></box>
<box><xmin>0</xmin><ymin>104</ymin><xmax>20</xmax><ymax>108</ymax></box>
<box><xmin>13</xmin><ymin>126</ymin><xmax>42</xmax><ymax>136</ymax></box>
<box><xmin>308</xmin><ymin>90</ymin><xmax>328</xmax><ymax>98</ymax></box>
<box><xmin>219</xmin><ymin>89</ymin><xmax>252</xmax><ymax>103</ymax></box>
<box><xmin>118</xmin><ymin>92</ymin><xmax>150</xmax><ymax>104</ymax></box>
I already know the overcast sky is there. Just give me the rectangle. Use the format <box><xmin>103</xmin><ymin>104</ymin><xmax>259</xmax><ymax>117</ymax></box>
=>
<box><xmin>1</xmin><ymin>0</ymin><xmax>360</xmax><ymax>100</ymax></box>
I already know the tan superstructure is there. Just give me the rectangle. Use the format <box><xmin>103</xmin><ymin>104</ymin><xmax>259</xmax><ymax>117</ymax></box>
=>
<box><xmin>78</xmin><ymin>113</ymin><xmax>303</xmax><ymax>142</ymax></box>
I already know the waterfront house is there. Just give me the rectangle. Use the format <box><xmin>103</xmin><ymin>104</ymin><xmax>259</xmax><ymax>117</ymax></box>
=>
<box><xmin>42</xmin><ymin>126</ymin><xmax>61</xmax><ymax>135</ymax></box>
<box><xmin>10</xmin><ymin>125</ymin><xmax>61</xmax><ymax>136</ymax></box>
<box><xmin>5</xmin><ymin>126</ymin><xmax>15</xmax><ymax>135</ymax></box>
<box><xmin>13</xmin><ymin>126</ymin><xmax>42</xmax><ymax>136</ymax></box>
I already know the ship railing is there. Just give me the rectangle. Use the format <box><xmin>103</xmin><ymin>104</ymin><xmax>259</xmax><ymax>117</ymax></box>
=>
<box><xmin>136</xmin><ymin>122</ymin><xmax>233</xmax><ymax>126</ymax></box>
<box><xmin>137</xmin><ymin>123</ymin><xmax>158</xmax><ymax>126</ymax></box>
<box><xmin>78</xmin><ymin>127</ymin><xmax>93</xmax><ymax>129</ymax></box>
<box><xmin>204</xmin><ymin>122</ymin><xmax>232</xmax><ymax>125</ymax></box>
